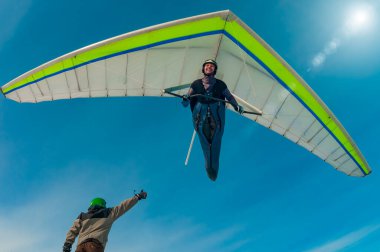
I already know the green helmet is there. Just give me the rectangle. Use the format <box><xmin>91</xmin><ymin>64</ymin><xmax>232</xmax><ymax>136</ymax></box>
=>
<box><xmin>89</xmin><ymin>197</ymin><xmax>106</xmax><ymax>208</ymax></box>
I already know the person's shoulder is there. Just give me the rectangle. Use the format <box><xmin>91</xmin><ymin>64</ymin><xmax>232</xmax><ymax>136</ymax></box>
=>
<box><xmin>105</xmin><ymin>207</ymin><xmax>113</xmax><ymax>216</ymax></box>
<box><xmin>77</xmin><ymin>212</ymin><xmax>85</xmax><ymax>220</ymax></box>
<box><xmin>216</xmin><ymin>78</ymin><xmax>227</xmax><ymax>87</ymax></box>
<box><xmin>191</xmin><ymin>79</ymin><xmax>202</xmax><ymax>84</ymax></box>
<box><xmin>191</xmin><ymin>79</ymin><xmax>203</xmax><ymax>88</ymax></box>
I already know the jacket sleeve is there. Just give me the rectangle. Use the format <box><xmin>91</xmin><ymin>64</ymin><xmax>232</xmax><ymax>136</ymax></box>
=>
<box><xmin>222</xmin><ymin>83</ymin><xmax>239</xmax><ymax>109</ymax></box>
<box><xmin>109</xmin><ymin>196</ymin><xmax>139</xmax><ymax>221</ymax></box>
<box><xmin>187</xmin><ymin>80</ymin><xmax>199</xmax><ymax>96</ymax></box>
<box><xmin>65</xmin><ymin>218</ymin><xmax>82</xmax><ymax>245</ymax></box>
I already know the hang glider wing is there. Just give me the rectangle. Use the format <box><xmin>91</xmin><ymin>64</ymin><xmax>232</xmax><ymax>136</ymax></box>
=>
<box><xmin>1</xmin><ymin>10</ymin><xmax>371</xmax><ymax>177</ymax></box>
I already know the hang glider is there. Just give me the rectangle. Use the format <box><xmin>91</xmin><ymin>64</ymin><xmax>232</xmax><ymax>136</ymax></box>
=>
<box><xmin>1</xmin><ymin>10</ymin><xmax>371</xmax><ymax>177</ymax></box>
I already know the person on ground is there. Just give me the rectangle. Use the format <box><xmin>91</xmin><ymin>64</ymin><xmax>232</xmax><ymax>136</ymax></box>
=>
<box><xmin>63</xmin><ymin>190</ymin><xmax>147</xmax><ymax>252</ymax></box>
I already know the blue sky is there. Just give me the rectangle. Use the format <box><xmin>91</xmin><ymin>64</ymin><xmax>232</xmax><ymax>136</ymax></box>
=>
<box><xmin>0</xmin><ymin>0</ymin><xmax>379</xmax><ymax>251</ymax></box>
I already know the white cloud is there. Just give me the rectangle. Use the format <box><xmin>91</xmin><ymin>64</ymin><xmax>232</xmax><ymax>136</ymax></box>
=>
<box><xmin>305</xmin><ymin>224</ymin><xmax>380</xmax><ymax>252</ymax></box>
<box><xmin>0</xmin><ymin>218</ymin><xmax>44</xmax><ymax>251</ymax></box>
<box><xmin>0</xmin><ymin>161</ymin><xmax>251</xmax><ymax>252</ymax></box>
<box><xmin>109</xmin><ymin>217</ymin><xmax>249</xmax><ymax>252</ymax></box>
<box><xmin>0</xmin><ymin>161</ymin><xmax>141</xmax><ymax>252</ymax></box>
<box><xmin>0</xmin><ymin>183</ymin><xmax>74</xmax><ymax>249</ymax></box>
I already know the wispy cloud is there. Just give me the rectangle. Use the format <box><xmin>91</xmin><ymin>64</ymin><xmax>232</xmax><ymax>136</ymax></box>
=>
<box><xmin>0</xmin><ymin>160</ymin><xmax>142</xmax><ymax>252</ymax></box>
<box><xmin>109</xmin><ymin>217</ymin><xmax>250</xmax><ymax>252</ymax></box>
<box><xmin>0</xmin><ymin>182</ymin><xmax>72</xmax><ymax>251</ymax></box>
<box><xmin>0</xmin><ymin>161</ymin><xmax>251</xmax><ymax>252</ymax></box>
<box><xmin>305</xmin><ymin>224</ymin><xmax>380</xmax><ymax>252</ymax></box>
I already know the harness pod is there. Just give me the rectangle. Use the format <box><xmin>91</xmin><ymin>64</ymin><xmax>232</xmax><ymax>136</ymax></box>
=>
<box><xmin>192</xmin><ymin>101</ymin><xmax>225</xmax><ymax>181</ymax></box>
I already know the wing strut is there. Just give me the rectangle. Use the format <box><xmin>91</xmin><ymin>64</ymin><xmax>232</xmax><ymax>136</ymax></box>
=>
<box><xmin>185</xmin><ymin>130</ymin><xmax>197</xmax><ymax>166</ymax></box>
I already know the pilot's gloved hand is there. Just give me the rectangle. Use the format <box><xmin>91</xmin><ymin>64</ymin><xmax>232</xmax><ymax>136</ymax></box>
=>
<box><xmin>135</xmin><ymin>190</ymin><xmax>148</xmax><ymax>200</ymax></box>
<box><xmin>181</xmin><ymin>95</ymin><xmax>190</xmax><ymax>107</ymax></box>
<box><xmin>234</xmin><ymin>105</ymin><xmax>244</xmax><ymax>114</ymax></box>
